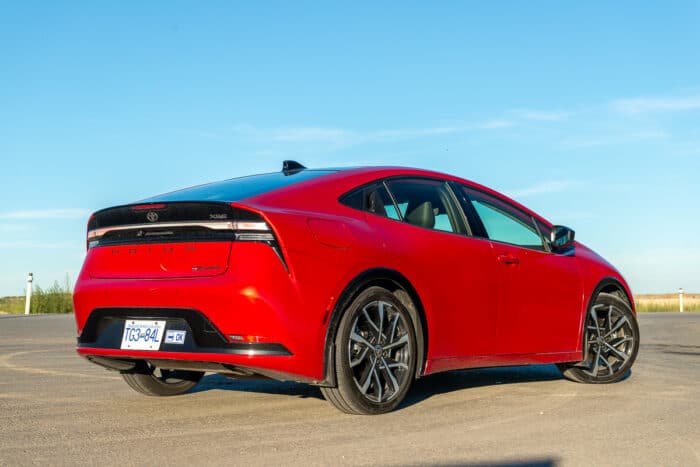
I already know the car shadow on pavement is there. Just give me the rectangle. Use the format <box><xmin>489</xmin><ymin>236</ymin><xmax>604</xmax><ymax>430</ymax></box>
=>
<box><xmin>405</xmin><ymin>460</ymin><xmax>558</xmax><ymax>467</ymax></box>
<box><xmin>399</xmin><ymin>364</ymin><xmax>565</xmax><ymax>410</ymax></box>
<box><xmin>188</xmin><ymin>364</ymin><xmax>565</xmax><ymax>405</ymax></box>
<box><xmin>190</xmin><ymin>374</ymin><xmax>325</xmax><ymax>400</ymax></box>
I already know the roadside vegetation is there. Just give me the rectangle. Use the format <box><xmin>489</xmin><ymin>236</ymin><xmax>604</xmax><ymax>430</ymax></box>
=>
<box><xmin>635</xmin><ymin>293</ymin><xmax>699</xmax><ymax>312</ymax></box>
<box><xmin>0</xmin><ymin>285</ymin><xmax>697</xmax><ymax>314</ymax></box>
<box><xmin>0</xmin><ymin>276</ymin><xmax>75</xmax><ymax>314</ymax></box>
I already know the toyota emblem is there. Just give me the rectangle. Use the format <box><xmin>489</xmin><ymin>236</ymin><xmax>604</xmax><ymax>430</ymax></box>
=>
<box><xmin>146</xmin><ymin>211</ymin><xmax>159</xmax><ymax>222</ymax></box>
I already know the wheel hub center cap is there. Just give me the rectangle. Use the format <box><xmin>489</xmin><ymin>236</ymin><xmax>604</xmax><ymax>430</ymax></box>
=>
<box><xmin>374</xmin><ymin>345</ymin><xmax>383</xmax><ymax>357</ymax></box>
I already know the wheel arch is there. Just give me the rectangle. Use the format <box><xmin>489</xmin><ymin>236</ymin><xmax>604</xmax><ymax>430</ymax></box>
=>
<box><xmin>320</xmin><ymin>268</ymin><xmax>428</xmax><ymax>387</ymax></box>
<box><xmin>575</xmin><ymin>276</ymin><xmax>635</xmax><ymax>360</ymax></box>
<box><xmin>592</xmin><ymin>277</ymin><xmax>635</xmax><ymax>312</ymax></box>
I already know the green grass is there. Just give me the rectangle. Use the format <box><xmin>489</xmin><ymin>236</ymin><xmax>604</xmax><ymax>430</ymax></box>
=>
<box><xmin>0</xmin><ymin>296</ymin><xmax>25</xmax><ymax>314</ymax></box>
<box><xmin>0</xmin><ymin>276</ymin><xmax>74</xmax><ymax>314</ymax></box>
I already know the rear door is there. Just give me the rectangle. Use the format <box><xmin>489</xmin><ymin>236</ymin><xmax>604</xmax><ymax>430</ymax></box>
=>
<box><xmin>459</xmin><ymin>186</ymin><xmax>583</xmax><ymax>355</ymax></box>
<box><xmin>376</xmin><ymin>178</ymin><xmax>499</xmax><ymax>359</ymax></box>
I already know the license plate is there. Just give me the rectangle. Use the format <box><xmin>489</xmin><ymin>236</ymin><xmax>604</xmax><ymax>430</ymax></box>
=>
<box><xmin>121</xmin><ymin>320</ymin><xmax>166</xmax><ymax>350</ymax></box>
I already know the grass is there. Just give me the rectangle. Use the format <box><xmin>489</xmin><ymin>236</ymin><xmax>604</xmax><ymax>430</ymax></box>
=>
<box><xmin>0</xmin><ymin>276</ymin><xmax>74</xmax><ymax>314</ymax></box>
<box><xmin>1</xmin><ymin>284</ymin><xmax>696</xmax><ymax>314</ymax></box>
<box><xmin>0</xmin><ymin>296</ymin><xmax>25</xmax><ymax>314</ymax></box>
<box><xmin>635</xmin><ymin>293</ymin><xmax>699</xmax><ymax>312</ymax></box>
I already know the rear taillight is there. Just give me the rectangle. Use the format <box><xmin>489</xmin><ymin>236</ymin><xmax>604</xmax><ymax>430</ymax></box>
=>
<box><xmin>86</xmin><ymin>214</ymin><xmax>95</xmax><ymax>250</ymax></box>
<box><xmin>232</xmin><ymin>220</ymin><xmax>274</xmax><ymax>242</ymax></box>
<box><xmin>231</xmin><ymin>211</ymin><xmax>287</xmax><ymax>270</ymax></box>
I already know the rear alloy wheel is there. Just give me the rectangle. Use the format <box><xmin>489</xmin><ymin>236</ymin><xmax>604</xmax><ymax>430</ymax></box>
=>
<box><xmin>121</xmin><ymin>362</ymin><xmax>204</xmax><ymax>396</ymax></box>
<box><xmin>321</xmin><ymin>287</ymin><xmax>416</xmax><ymax>415</ymax></box>
<box><xmin>558</xmin><ymin>292</ymin><xmax>639</xmax><ymax>383</ymax></box>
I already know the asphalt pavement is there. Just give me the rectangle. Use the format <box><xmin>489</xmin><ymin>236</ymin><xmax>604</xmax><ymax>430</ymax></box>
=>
<box><xmin>0</xmin><ymin>313</ymin><xmax>698</xmax><ymax>466</ymax></box>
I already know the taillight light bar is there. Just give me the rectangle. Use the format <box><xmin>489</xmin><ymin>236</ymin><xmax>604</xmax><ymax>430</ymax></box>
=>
<box><xmin>85</xmin><ymin>215</ymin><xmax>277</xmax><ymax>249</ymax></box>
<box><xmin>87</xmin><ymin>221</ymin><xmax>238</xmax><ymax>243</ymax></box>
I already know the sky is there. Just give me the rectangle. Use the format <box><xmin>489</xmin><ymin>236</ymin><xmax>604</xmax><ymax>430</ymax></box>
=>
<box><xmin>1</xmin><ymin>1</ymin><xmax>699</xmax><ymax>296</ymax></box>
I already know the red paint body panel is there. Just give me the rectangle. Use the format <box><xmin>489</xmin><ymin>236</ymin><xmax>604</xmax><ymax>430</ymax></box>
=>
<box><xmin>74</xmin><ymin>166</ymin><xmax>634</xmax><ymax>383</ymax></box>
<box><xmin>87</xmin><ymin>242</ymin><xmax>231</xmax><ymax>279</ymax></box>
<box><xmin>489</xmin><ymin>242</ymin><xmax>583</xmax><ymax>355</ymax></box>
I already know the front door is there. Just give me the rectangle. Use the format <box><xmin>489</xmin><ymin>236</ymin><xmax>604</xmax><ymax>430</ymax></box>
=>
<box><xmin>459</xmin><ymin>186</ymin><xmax>584</xmax><ymax>355</ymax></box>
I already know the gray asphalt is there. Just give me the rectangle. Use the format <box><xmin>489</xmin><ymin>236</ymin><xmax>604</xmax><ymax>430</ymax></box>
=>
<box><xmin>0</xmin><ymin>313</ymin><xmax>698</xmax><ymax>466</ymax></box>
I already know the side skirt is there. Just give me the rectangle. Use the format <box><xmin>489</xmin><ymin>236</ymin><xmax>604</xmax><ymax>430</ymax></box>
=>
<box><xmin>425</xmin><ymin>351</ymin><xmax>583</xmax><ymax>375</ymax></box>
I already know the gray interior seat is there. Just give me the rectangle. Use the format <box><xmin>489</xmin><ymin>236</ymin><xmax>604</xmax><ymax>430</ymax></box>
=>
<box><xmin>405</xmin><ymin>201</ymin><xmax>435</xmax><ymax>228</ymax></box>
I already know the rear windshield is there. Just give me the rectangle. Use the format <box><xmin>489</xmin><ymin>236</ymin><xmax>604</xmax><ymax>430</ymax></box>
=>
<box><xmin>141</xmin><ymin>170</ymin><xmax>336</xmax><ymax>203</ymax></box>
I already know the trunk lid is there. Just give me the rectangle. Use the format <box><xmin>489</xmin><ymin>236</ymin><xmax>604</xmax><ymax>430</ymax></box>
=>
<box><xmin>86</xmin><ymin>202</ymin><xmax>241</xmax><ymax>279</ymax></box>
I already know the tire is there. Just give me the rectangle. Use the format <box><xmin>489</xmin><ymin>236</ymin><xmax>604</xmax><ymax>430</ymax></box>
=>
<box><xmin>321</xmin><ymin>287</ymin><xmax>417</xmax><ymax>415</ymax></box>
<box><xmin>558</xmin><ymin>292</ymin><xmax>640</xmax><ymax>384</ymax></box>
<box><xmin>121</xmin><ymin>361</ymin><xmax>204</xmax><ymax>396</ymax></box>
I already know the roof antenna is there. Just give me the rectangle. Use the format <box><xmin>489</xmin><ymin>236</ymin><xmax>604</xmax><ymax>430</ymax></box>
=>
<box><xmin>282</xmin><ymin>160</ymin><xmax>306</xmax><ymax>175</ymax></box>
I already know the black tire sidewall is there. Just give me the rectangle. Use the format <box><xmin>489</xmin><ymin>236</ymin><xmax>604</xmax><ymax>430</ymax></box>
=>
<box><xmin>334</xmin><ymin>287</ymin><xmax>417</xmax><ymax>414</ymax></box>
<box><xmin>566</xmin><ymin>292</ymin><xmax>640</xmax><ymax>384</ymax></box>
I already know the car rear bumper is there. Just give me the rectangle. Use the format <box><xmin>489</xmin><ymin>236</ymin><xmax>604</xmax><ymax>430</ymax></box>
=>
<box><xmin>76</xmin><ymin>348</ymin><xmax>315</xmax><ymax>383</ymax></box>
<box><xmin>73</xmin><ymin>238</ymin><xmax>334</xmax><ymax>382</ymax></box>
<box><xmin>74</xmin><ymin>305</ymin><xmax>322</xmax><ymax>382</ymax></box>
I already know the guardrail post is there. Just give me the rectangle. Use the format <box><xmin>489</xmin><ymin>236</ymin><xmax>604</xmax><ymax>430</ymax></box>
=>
<box><xmin>679</xmin><ymin>288</ymin><xmax>684</xmax><ymax>313</ymax></box>
<box><xmin>24</xmin><ymin>273</ymin><xmax>33</xmax><ymax>315</ymax></box>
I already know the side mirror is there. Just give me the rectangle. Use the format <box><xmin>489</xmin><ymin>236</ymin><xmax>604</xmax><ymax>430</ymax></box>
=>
<box><xmin>550</xmin><ymin>225</ymin><xmax>575</xmax><ymax>252</ymax></box>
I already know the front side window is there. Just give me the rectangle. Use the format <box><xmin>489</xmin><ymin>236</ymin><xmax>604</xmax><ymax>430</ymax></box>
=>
<box><xmin>462</xmin><ymin>187</ymin><xmax>545</xmax><ymax>250</ymax></box>
<box><xmin>385</xmin><ymin>178</ymin><xmax>465</xmax><ymax>233</ymax></box>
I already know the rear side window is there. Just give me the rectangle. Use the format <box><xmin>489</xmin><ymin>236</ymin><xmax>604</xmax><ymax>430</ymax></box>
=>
<box><xmin>384</xmin><ymin>178</ymin><xmax>466</xmax><ymax>233</ymax></box>
<box><xmin>462</xmin><ymin>186</ymin><xmax>545</xmax><ymax>250</ymax></box>
<box><xmin>340</xmin><ymin>183</ymin><xmax>400</xmax><ymax>220</ymax></box>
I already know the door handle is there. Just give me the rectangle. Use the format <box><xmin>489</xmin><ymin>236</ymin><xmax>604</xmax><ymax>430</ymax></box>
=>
<box><xmin>497</xmin><ymin>254</ymin><xmax>520</xmax><ymax>265</ymax></box>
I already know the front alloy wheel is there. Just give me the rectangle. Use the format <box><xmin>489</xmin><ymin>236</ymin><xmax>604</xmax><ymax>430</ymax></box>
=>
<box><xmin>321</xmin><ymin>287</ymin><xmax>416</xmax><ymax>414</ymax></box>
<box><xmin>559</xmin><ymin>292</ymin><xmax>639</xmax><ymax>383</ymax></box>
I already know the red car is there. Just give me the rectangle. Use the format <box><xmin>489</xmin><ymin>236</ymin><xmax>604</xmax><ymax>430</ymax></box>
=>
<box><xmin>74</xmin><ymin>161</ymin><xmax>639</xmax><ymax>414</ymax></box>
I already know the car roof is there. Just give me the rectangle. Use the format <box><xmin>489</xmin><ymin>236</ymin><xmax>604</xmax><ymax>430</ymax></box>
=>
<box><xmin>96</xmin><ymin>164</ymin><xmax>552</xmax><ymax>229</ymax></box>
<box><xmin>242</xmin><ymin>165</ymin><xmax>553</xmax><ymax>227</ymax></box>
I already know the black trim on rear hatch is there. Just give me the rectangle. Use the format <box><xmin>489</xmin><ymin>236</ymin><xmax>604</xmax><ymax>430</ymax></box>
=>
<box><xmin>87</xmin><ymin>202</ymin><xmax>271</xmax><ymax>249</ymax></box>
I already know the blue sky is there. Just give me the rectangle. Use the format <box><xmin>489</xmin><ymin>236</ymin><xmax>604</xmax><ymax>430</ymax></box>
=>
<box><xmin>2</xmin><ymin>2</ymin><xmax>699</xmax><ymax>296</ymax></box>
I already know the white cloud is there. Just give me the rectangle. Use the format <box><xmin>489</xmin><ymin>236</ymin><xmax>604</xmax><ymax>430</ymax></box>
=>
<box><xmin>237</xmin><ymin>124</ymin><xmax>463</xmax><ymax>145</ymax></box>
<box><xmin>231</xmin><ymin>118</ymin><xmax>519</xmax><ymax>147</ymax></box>
<box><xmin>203</xmin><ymin>105</ymin><xmax>578</xmax><ymax>148</ymax></box>
<box><xmin>368</xmin><ymin>125</ymin><xmax>468</xmax><ymax>140</ymax></box>
<box><xmin>511</xmin><ymin>109</ymin><xmax>571</xmax><ymax>121</ymax></box>
<box><xmin>0</xmin><ymin>209</ymin><xmax>90</xmax><ymax>220</ymax></box>
<box><xmin>611</xmin><ymin>95</ymin><xmax>700</xmax><ymax>114</ymax></box>
<box><xmin>476</xmin><ymin>119</ymin><xmax>515</xmax><ymax>129</ymax></box>
<box><xmin>558</xmin><ymin>130</ymin><xmax>668</xmax><ymax>149</ymax></box>
<box><xmin>0</xmin><ymin>224</ymin><xmax>29</xmax><ymax>232</ymax></box>
<box><xmin>223</xmin><ymin>105</ymin><xmax>585</xmax><ymax>148</ymax></box>
<box><xmin>233</xmin><ymin>124</ymin><xmax>356</xmax><ymax>144</ymax></box>
<box><xmin>505</xmin><ymin>180</ymin><xmax>577</xmax><ymax>198</ymax></box>
<box><xmin>271</xmin><ymin>127</ymin><xmax>355</xmax><ymax>143</ymax></box>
